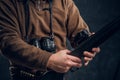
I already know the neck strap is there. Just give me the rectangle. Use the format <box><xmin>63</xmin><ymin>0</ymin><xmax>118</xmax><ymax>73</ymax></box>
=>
<box><xmin>24</xmin><ymin>0</ymin><xmax>53</xmax><ymax>41</ymax></box>
<box><xmin>48</xmin><ymin>0</ymin><xmax>54</xmax><ymax>38</ymax></box>
<box><xmin>24</xmin><ymin>0</ymin><xmax>30</xmax><ymax>42</ymax></box>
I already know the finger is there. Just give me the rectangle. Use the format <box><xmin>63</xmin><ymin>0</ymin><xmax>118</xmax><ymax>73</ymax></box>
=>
<box><xmin>56</xmin><ymin>67</ymin><xmax>69</xmax><ymax>73</ymax></box>
<box><xmin>52</xmin><ymin>64</ymin><xmax>70</xmax><ymax>73</ymax></box>
<box><xmin>84</xmin><ymin>61</ymin><xmax>89</xmax><ymax>66</ymax></box>
<box><xmin>64</xmin><ymin>49</ymin><xmax>71</xmax><ymax>54</ymax></box>
<box><xmin>90</xmin><ymin>32</ymin><xmax>95</xmax><ymax>36</ymax></box>
<box><xmin>92</xmin><ymin>47</ymin><xmax>100</xmax><ymax>53</ymax></box>
<box><xmin>58</xmin><ymin>66</ymin><xmax>70</xmax><ymax>73</ymax></box>
<box><xmin>66</xmin><ymin>61</ymin><xmax>82</xmax><ymax>67</ymax></box>
<box><xmin>67</xmin><ymin>55</ymin><xmax>81</xmax><ymax>63</ymax></box>
<box><xmin>63</xmin><ymin>67</ymin><xmax>71</xmax><ymax>73</ymax></box>
<box><xmin>84</xmin><ymin>51</ymin><xmax>95</xmax><ymax>58</ymax></box>
<box><xmin>84</xmin><ymin>57</ymin><xmax>92</xmax><ymax>66</ymax></box>
<box><xmin>84</xmin><ymin>57</ymin><xmax>92</xmax><ymax>61</ymax></box>
<box><xmin>91</xmin><ymin>32</ymin><xmax>95</xmax><ymax>35</ymax></box>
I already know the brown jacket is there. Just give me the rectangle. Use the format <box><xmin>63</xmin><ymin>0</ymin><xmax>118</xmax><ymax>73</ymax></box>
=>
<box><xmin>0</xmin><ymin>0</ymin><xmax>89</xmax><ymax>71</ymax></box>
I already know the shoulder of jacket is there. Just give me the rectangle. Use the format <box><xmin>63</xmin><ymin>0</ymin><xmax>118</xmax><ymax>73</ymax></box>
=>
<box><xmin>64</xmin><ymin>0</ymin><xmax>74</xmax><ymax>7</ymax></box>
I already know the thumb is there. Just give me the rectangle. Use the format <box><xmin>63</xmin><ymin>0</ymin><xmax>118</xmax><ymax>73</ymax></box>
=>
<box><xmin>64</xmin><ymin>49</ymin><xmax>71</xmax><ymax>54</ymax></box>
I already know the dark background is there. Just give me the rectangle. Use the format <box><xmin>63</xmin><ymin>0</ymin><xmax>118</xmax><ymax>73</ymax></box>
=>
<box><xmin>0</xmin><ymin>0</ymin><xmax>120</xmax><ymax>80</ymax></box>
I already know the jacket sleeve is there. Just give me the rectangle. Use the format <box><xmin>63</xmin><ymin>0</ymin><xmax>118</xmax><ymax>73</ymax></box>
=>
<box><xmin>66</xmin><ymin>0</ymin><xmax>90</xmax><ymax>42</ymax></box>
<box><xmin>0</xmin><ymin>0</ymin><xmax>52</xmax><ymax>71</ymax></box>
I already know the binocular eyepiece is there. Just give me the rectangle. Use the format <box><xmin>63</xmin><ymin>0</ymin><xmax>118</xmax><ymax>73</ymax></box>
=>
<box><xmin>29</xmin><ymin>37</ymin><xmax>56</xmax><ymax>53</ymax></box>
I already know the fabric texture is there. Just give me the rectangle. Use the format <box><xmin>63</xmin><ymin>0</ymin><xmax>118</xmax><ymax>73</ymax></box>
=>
<box><xmin>0</xmin><ymin>0</ymin><xmax>89</xmax><ymax>71</ymax></box>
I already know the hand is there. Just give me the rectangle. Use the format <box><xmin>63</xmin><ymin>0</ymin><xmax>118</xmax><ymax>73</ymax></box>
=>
<box><xmin>47</xmin><ymin>49</ymin><xmax>82</xmax><ymax>73</ymax></box>
<box><xmin>82</xmin><ymin>32</ymin><xmax>100</xmax><ymax>65</ymax></box>
<box><xmin>83</xmin><ymin>47</ymin><xmax>100</xmax><ymax>66</ymax></box>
